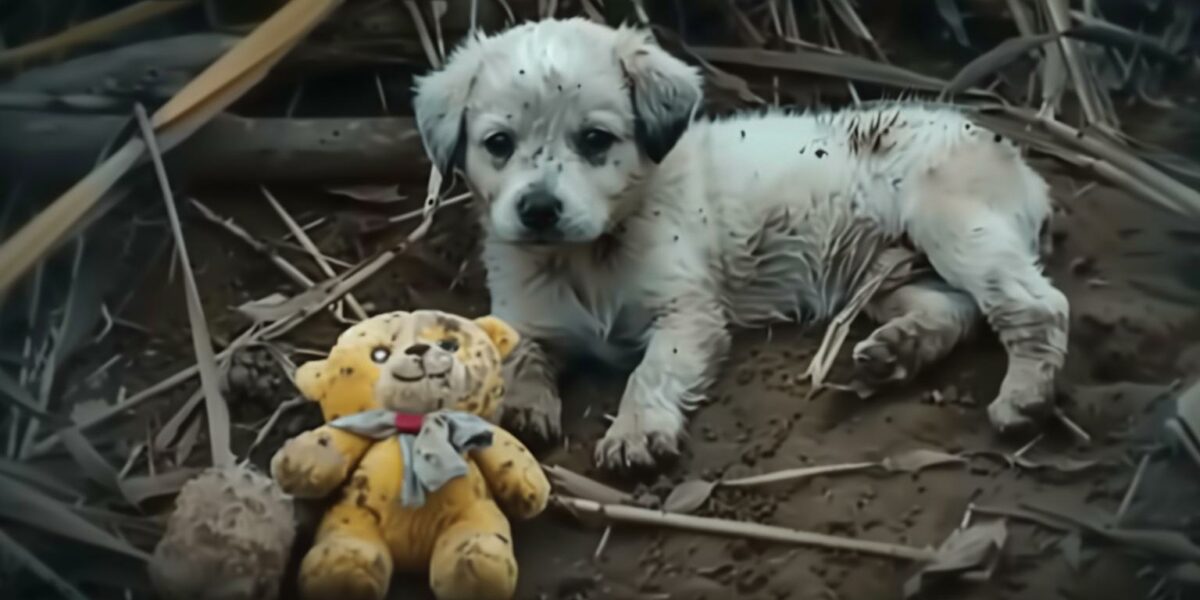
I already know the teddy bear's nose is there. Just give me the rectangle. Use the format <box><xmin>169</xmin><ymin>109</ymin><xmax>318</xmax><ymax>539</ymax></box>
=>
<box><xmin>405</xmin><ymin>344</ymin><xmax>431</xmax><ymax>357</ymax></box>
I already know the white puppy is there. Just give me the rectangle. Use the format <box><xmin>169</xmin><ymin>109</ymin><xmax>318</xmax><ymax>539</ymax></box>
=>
<box><xmin>412</xmin><ymin>18</ymin><xmax>1068</xmax><ymax>470</ymax></box>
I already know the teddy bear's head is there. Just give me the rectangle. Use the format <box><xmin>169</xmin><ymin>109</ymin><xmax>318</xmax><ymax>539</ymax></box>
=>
<box><xmin>293</xmin><ymin>310</ymin><xmax>519</xmax><ymax>423</ymax></box>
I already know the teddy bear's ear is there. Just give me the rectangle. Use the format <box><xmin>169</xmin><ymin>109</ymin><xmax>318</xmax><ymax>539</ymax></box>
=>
<box><xmin>473</xmin><ymin>316</ymin><xmax>520</xmax><ymax>360</ymax></box>
<box><xmin>293</xmin><ymin>360</ymin><xmax>328</xmax><ymax>401</ymax></box>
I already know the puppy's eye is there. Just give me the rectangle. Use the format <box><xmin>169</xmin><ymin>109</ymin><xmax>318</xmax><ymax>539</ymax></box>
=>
<box><xmin>370</xmin><ymin>347</ymin><xmax>390</xmax><ymax>363</ymax></box>
<box><xmin>483</xmin><ymin>132</ymin><xmax>515</xmax><ymax>159</ymax></box>
<box><xmin>437</xmin><ymin>338</ymin><xmax>459</xmax><ymax>352</ymax></box>
<box><xmin>579</xmin><ymin>128</ymin><xmax>617</xmax><ymax>155</ymax></box>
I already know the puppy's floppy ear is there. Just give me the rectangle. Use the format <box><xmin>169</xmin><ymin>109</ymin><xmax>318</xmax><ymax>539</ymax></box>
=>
<box><xmin>615</xmin><ymin>27</ymin><xmax>703</xmax><ymax>163</ymax></box>
<box><xmin>412</xmin><ymin>36</ymin><xmax>486</xmax><ymax>178</ymax></box>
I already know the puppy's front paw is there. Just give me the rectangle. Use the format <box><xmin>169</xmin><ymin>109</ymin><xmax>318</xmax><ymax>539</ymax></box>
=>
<box><xmin>593</xmin><ymin>409</ymin><xmax>682</xmax><ymax>471</ymax></box>
<box><xmin>500</xmin><ymin>381</ymin><xmax>562</xmax><ymax>445</ymax></box>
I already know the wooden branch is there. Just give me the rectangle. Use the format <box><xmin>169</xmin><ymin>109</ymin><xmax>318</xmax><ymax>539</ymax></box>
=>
<box><xmin>0</xmin><ymin>112</ymin><xmax>429</xmax><ymax>185</ymax></box>
<box><xmin>1</xmin><ymin>33</ymin><xmax>238</xmax><ymax>96</ymax></box>
<box><xmin>172</xmin><ymin>115</ymin><xmax>429</xmax><ymax>183</ymax></box>
<box><xmin>554</xmin><ymin>495</ymin><xmax>937</xmax><ymax>562</ymax></box>
<box><xmin>0</xmin><ymin>1</ymin><xmax>199</xmax><ymax>69</ymax></box>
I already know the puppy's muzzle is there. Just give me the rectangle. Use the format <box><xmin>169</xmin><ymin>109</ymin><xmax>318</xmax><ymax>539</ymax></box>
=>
<box><xmin>391</xmin><ymin>344</ymin><xmax>453</xmax><ymax>381</ymax></box>
<box><xmin>516</xmin><ymin>189</ymin><xmax>563</xmax><ymax>236</ymax></box>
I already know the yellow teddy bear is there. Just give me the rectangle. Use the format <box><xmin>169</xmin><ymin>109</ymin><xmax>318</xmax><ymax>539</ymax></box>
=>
<box><xmin>269</xmin><ymin>310</ymin><xmax>551</xmax><ymax>600</ymax></box>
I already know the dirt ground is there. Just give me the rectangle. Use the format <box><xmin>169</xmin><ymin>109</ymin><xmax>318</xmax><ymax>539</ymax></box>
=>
<box><xmin>34</xmin><ymin>144</ymin><xmax>1190</xmax><ymax>600</ymax></box>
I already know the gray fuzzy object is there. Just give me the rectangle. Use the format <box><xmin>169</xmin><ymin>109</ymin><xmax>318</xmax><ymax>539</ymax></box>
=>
<box><xmin>149</xmin><ymin>465</ymin><xmax>296</xmax><ymax>600</ymax></box>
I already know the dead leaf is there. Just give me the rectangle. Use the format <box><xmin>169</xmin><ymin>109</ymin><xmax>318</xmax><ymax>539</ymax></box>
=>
<box><xmin>1059</xmin><ymin>531</ymin><xmax>1086</xmax><ymax>572</ymax></box>
<box><xmin>324</xmin><ymin>184</ymin><xmax>408</xmax><ymax>203</ymax></box>
<box><xmin>154</xmin><ymin>388</ymin><xmax>205</xmax><ymax>452</ymax></box>
<box><xmin>904</xmin><ymin>519</ymin><xmax>1008</xmax><ymax>598</ymax></box>
<box><xmin>1024</xmin><ymin>503</ymin><xmax>1200</xmax><ymax>563</ymax></box>
<box><xmin>120</xmin><ymin>468</ymin><xmax>204</xmax><ymax>505</ymax></box>
<box><xmin>543</xmin><ymin>464</ymin><xmax>632</xmax><ymax>505</ymax></box>
<box><xmin>942</xmin><ymin>32</ymin><xmax>1060</xmax><ymax>97</ymax></box>
<box><xmin>690</xmin><ymin>45</ymin><xmax>955</xmax><ymax>94</ymax></box>
<box><xmin>1099</xmin><ymin>529</ymin><xmax>1200</xmax><ymax>563</ymax></box>
<box><xmin>807</xmin><ymin>248</ymin><xmax>916</xmax><ymax>387</ymax></box>
<box><xmin>826</xmin><ymin>0</ymin><xmax>885</xmax><ymax>58</ymax></box>
<box><xmin>59</xmin><ymin>427</ymin><xmax>121</xmax><ymax>493</ymax></box>
<box><xmin>0</xmin><ymin>367</ymin><xmax>64</xmax><ymax>423</ymax></box>
<box><xmin>68</xmin><ymin>398</ymin><xmax>113</xmax><ymax>425</ymax></box>
<box><xmin>881</xmin><ymin>449</ymin><xmax>966</xmax><ymax>473</ymax></box>
<box><xmin>1167</xmin><ymin>379</ymin><xmax>1200</xmax><ymax>471</ymax></box>
<box><xmin>135</xmin><ymin>103</ymin><xmax>233</xmax><ymax>468</ymax></box>
<box><xmin>934</xmin><ymin>0</ymin><xmax>970</xmax><ymax>47</ymax></box>
<box><xmin>0</xmin><ymin>528</ymin><xmax>88</xmax><ymax>600</ymax></box>
<box><xmin>235</xmin><ymin>292</ymin><xmax>295</xmax><ymax>322</ymax></box>
<box><xmin>0</xmin><ymin>458</ymin><xmax>80</xmax><ymax>500</ymax></box>
<box><xmin>1011</xmin><ymin>454</ymin><xmax>1103</xmax><ymax>474</ymax></box>
<box><xmin>662</xmin><ymin>480</ymin><xmax>717</xmax><ymax>514</ymax></box>
<box><xmin>0</xmin><ymin>472</ymin><xmax>149</xmax><ymax>561</ymax></box>
<box><xmin>174</xmin><ymin>417</ymin><xmax>203</xmax><ymax>466</ymax></box>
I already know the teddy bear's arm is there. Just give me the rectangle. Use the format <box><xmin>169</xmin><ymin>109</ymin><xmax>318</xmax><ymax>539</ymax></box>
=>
<box><xmin>270</xmin><ymin>425</ymin><xmax>375</xmax><ymax>499</ymax></box>
<box><xmin>471</xmin><ymin>426</ymin><xmax>551</xmax><ymax>520</ymax></box>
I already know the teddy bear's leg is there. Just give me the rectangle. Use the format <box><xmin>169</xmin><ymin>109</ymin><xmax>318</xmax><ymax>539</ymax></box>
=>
<box><xmin>429</xmin><ymin>500</ymin><xmax>519</xmax><ymax>600</ymax></box>
<box><xmin>298</xmin><ymin>440</ymin><xmax>403</xmax><ymax>600</ymax></box>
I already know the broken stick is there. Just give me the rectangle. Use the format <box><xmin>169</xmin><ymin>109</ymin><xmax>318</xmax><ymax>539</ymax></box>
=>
<box><xmin>553</xmin><ymin>495</ymin><xmax>937</xmax><ymax>562</ymax></box>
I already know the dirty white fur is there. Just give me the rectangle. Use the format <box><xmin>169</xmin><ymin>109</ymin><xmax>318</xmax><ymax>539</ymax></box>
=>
<box><xmin>413</xmin><ymin>18</ymin><xmax>1069</xmax><ymax>470</ymax></box>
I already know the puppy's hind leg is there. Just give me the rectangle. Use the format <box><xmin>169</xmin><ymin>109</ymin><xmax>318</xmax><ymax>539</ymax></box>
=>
<box><xmin>853</xmin><ymin>278</ymin><xmax>981</xmax><ymax>388</ymax></box>
<box><xmin>499</xmin><ymin>338</ymin><xmax>564</xmax><ymax>445</ymax></box>
<box><xmin>914</xmin><ymin>213</ymin><xmax>1067</xmax><ymax>434</ymax></box>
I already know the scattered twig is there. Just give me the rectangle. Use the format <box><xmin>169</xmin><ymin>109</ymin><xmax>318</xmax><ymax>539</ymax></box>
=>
<box><xmin>1055</xmin><ymin>407</ymin><xmax>1093</xmax><ymax>444</ymax></box>
<box><xmin>0</xmin><ymin>0</ymin><xmax>197</xmax><ymax>69</ymax></box>
<box><xmin>387</xmin><ymin>191</ymin><xmax>471</xmax><ymax>224</ymax></box>
<box><xmin>240</xmin><ymin>397</ymin><xmax>308</xmax><ymax>464</ymax></box>
<box><xmin>553</xmin><ymin>495</ymin><xmax>937</xmax><ymax>562</ymax></box>
<box><xmin>261</xmin><ymin>186</ymin><xmax>368</xmax><ymax>321</ymax></box>
<box><xmin>1115</xmin><ymin>453</ymin><xmax>1150</xmax><ymax>524</ymax></box>
<box><xmin>593</xmin><ymin>525</ymin><xmax>613</xmax><ymax>562</ymax></box>
<box><xmin>189</xmin><ymin>198</ymin><xmax>315</xmax><ymax>288</ymax></box>
<box><xmin>806</xmin><ymin>248</ymin><xmax>917</xmax><ymax>388</ymax></box>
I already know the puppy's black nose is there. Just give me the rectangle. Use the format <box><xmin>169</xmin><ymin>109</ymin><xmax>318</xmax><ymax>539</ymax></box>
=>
<box><xmin>517</xmin><ymin>190</ymin><xmax>562</xmax><ymax>232</ymax></box>
<box><xmin>405</xmin><ymin>344</ymin><xmax>430</xmax><ymax>356</ymax></box>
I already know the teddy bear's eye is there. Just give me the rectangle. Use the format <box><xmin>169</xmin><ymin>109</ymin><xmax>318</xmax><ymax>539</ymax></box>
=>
<box><xmin>437</xmin><ymin>338</ymin><xmax>459</xmax><ymax>352</ymax></box>
<box><xmin>370</xmin><ymin>347</ymin><xmax>391</xmax><ymax>363</ymax></box>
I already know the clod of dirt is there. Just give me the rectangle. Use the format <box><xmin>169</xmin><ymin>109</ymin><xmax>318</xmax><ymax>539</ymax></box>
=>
<box><xmin>224</xmin><ymin>347</ymin><xmax>289</xmax><ymax>411</ymax></box>
<box><xmin>149</xmin><ymin>465</ymin><xmax>295</xmax><ymax>600</ymax></box>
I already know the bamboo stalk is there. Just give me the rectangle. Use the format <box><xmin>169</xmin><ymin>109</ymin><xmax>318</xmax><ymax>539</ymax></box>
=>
<box><xmin>0</xmin><ymin>1</ymin><xmax>197</xmax><ymax>69</ymax></box>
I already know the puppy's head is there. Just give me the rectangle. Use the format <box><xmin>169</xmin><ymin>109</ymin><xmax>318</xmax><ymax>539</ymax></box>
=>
<box><xmin>413</xmin><ymin>18</ymin><xmax>702</xmax><ymax>244</ymax></box>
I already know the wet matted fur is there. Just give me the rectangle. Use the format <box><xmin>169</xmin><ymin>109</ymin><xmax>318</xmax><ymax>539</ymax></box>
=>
<box><xmin>412</xmin><ymin>18</ymin><xmax>1068</xmax><ymax>471</ymax></box>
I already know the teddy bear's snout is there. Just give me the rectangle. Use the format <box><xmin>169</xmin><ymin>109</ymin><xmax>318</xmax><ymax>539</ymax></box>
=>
<box><xmin>392</xmin><ymin>345</ymin><xmax>455</xmax><ymax>381</ymax></box>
